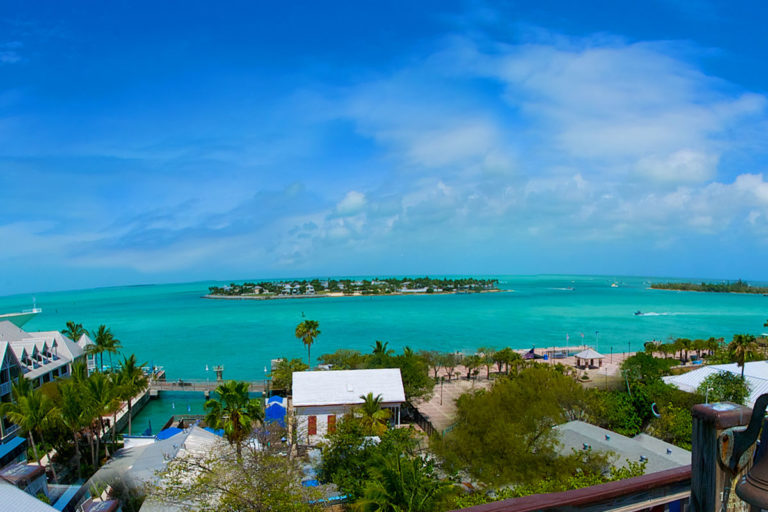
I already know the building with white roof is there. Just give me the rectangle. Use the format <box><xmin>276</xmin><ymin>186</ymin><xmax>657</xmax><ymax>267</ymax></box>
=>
<box><xmin>555</xmin><ymin>421</ymin><xmax>690</xmax><ymax>474</ymax></box>
<box><xmin>292</xmin><ymin>368</ymin><xmax>406</xmax><ymax>445</ymax></box>
<box><xmin>0</xmin><ymin>321</ymin><xmax>94</xmax><ymax>445</ymax></box>
<box><xmin>662</xmin><ymin>361</ymin><xmax>768</xmax><ymax>407</ymax></box>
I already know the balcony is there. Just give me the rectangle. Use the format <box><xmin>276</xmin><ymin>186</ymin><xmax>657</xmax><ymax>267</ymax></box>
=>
<box><xmin>0</xmin><ymin>380</ymin><xmax>11</xmax><ymax>397</ymax></box>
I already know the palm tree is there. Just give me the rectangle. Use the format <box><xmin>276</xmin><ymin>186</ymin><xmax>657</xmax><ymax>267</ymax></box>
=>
<box><xmin>1</xmin><ymin>387</ymin><xmax>58</xmax><ymax>467</ymax></box>
<box><xmin>85</xmin><ymin>372</ymin><xmax>120</xmax><ymax>461</ymax></box>
<box><xmin>729</xmin><ymin>334</ymin><xmax>759</xmax><ymax>379</ymax></box>
<box><xmin>356</xmin><ymin>392</ymin><xmax>390</xmax><ymax>436</ymax></box>
<box><xmin>90</xmin><ymin>325</ymin><xmax>122</xmax><ymax>372</ymax></box>
<box><xmin>204</xmin><ymin>380</ymin><xmax>264</xmax><ymax>459</ymax></box>
<box><xmin>117</xmin><ymin>354</ymin><xmax>149</xmax><ymax>435</ymax></box>
<box><xmin>62</xmin><ymin>321</ymin><xmax>88</xmax><ymax>342</ymax></box>
<box><xmin>295</xmin><ymin>320</ymin><xmax>321</xmax><ymax>368</ymax></box>
<box><xmin>478</xmin><ymin>346</ymin><xmax>496</xmax><ymax>379</ymax></box>
<box><xmin>57</xmin><ymin>379</ymin><xmax>92</xmax><ymax>480</ymax></box>
<box><xmin>357</xmin><ymin>452</ymin><xmax>453</xmax><ymax>512</ymax></box>
<box><xmin>371</xmin><ymin>340</ymin><xmax>394</xmax><ymax>367</ymax></box>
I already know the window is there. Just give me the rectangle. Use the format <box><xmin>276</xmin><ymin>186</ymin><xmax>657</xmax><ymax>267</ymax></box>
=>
<box><xmin>327</xmin><ymin>414</ymin><xmax>336</xmax><ymax>434</ymax></box>
<box><xmin>308</xmin><ymin>415</ymin><xmax>317</xmax><ymax>436</ymax></box>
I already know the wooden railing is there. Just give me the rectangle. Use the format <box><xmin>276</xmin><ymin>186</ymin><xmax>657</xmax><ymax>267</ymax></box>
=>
<box><xmin>453</xmin><ymin>465</ymin><xmax>691</xmax><ymax>512</ymax></box>
<box><xmin>150</xmin><ymin>379</ymin><xmax>265</xmax><ymax>393</ymax></box>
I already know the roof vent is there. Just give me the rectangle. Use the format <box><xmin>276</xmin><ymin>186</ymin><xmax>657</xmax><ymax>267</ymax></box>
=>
<box><xmin>666</xmin><ymin>448</ymin><xmax>672</xmax><ymax>455</ymax></box>
<box><xmin>605</xmin><ymin>434</ymin><xmax>610</xmax><ymax>441</ymax></box>
<box><xmin>640</xmin><ymin>455</ymin><xmax>647</xmax><ymax>462</ymax></box>
<box><xmin>346</xmin><ymin>383</ymin><xmax>354</xmax><ymax>393</ymax></box>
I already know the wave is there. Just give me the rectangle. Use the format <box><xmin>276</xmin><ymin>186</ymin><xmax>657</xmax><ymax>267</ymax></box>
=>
<box><xmin>636</xmin><ymin>312</ymin><xmax>691</xmax><ymax>316</ymax></box>
<box><xmin>548</xmin><ymin>287</ymin><xmax>575</xmax><ymax>291</ymax></box>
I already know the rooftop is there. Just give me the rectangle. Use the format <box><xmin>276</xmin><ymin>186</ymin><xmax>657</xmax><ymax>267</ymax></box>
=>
<box><xmin>292</xmin><ymin>368</ymin><xmax>406</xmax><ymax>407</ymax></box>
<box><xmin>662</xmin><ymin>361</ymin><xmax>768</xmax><ymax>407</ymax></box>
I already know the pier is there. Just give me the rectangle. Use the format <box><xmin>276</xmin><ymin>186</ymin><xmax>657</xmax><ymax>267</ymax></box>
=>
<box><xmin>149</xmin><ymin>378</ymin><xmax>266</xmax><ymax>398</ymax></box>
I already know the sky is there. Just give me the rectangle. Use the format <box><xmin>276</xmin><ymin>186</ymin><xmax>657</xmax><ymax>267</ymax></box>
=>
<box><xmin>1</xmin><ymin>0</ymin><xmax>768</xmax><ymax>295</ymax></box>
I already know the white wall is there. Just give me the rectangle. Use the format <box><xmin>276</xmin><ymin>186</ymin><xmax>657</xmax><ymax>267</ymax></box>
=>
<box><xmin>295</xmin><ymin>402</ymin><xmax>402</xmax><ymax>445</ymax></box>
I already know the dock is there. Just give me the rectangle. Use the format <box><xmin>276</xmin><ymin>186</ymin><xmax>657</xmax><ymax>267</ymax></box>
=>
<box><xmin>149</xmin><ymin>378</ymin><xmax>266</xmax><ymax>398</ymax></box>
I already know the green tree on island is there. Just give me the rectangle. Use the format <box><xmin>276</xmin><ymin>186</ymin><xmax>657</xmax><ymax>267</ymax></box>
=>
<box><xmin>205</xmin><ymin>380</ymin><xmax>264</xmax><ymax>459</ymax></box>
<box><xmin>729</xmin><ymin>334</ymin><xmax>759</xmax><ymax>379</ymax></box>
<box><xmin>295</xmin><ymin>320</ymin><xmax>321</xmax><ymax>368</ymax></box>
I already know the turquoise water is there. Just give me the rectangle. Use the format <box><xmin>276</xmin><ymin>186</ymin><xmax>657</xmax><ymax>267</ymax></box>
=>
<box><xmin>2</xmin><ymin>274</ymin><xmax>767</xmax><ymax>383</ymax></box>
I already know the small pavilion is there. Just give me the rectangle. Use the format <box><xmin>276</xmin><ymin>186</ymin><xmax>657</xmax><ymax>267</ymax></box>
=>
<box><xmin>574</xmin><ymin>348</ymin><xmax>605</xmax><ymax>369</ymax></box>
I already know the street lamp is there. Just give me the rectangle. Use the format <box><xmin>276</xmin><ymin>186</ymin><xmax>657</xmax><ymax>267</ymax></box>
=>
<box><xmin>440</xmin><ymin>376</ymin><xmax>445</xmax><ymax>406</ymax></box>
<box><xmin>706</xmin><ymin>387</ymin><xmax>714</xmax><ymax>404</ymax></box>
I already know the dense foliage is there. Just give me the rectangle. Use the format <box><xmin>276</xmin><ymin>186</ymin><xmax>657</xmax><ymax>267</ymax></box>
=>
<box><xmin>318</xmin><ymin>415</ymin><xmax>452</xmax><ymax>510</ymax></box>
<box><xmin>432</xmin><ymin>366</ymin><xmax>598</xmax><ymax>486</ymax></box>
<box><xmin>697</xmin><ymin>372</ymin><xmax>751</xmax><ymax>405</ymax></box>
<box><xmin>650</xmin><ymin>279</ymin><xmax>768</xmax><ymax>294</ymax></box>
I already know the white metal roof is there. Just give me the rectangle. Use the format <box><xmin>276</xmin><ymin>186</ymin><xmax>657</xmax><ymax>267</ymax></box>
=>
<box><xmin>574</xmin><ymin>348</ymin><xmax>605</xmax><ymax>359</ymax></box>
<box><xmin>0</xmin><ymin>482</ymin><xmax>58</xmax><ymax>511</ymax></box>
<box><xmin>292</xmin><ymin>368</ymin><xmax>406</xmax><ymax>407</ymax></box>
<box><xmin>662</xmin><ymin>361</ymin><xmax>768</xmax><ymax>407</ymax></box>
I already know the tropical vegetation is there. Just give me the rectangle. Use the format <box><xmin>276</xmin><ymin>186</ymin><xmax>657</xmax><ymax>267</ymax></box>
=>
<box><xmin>204</xmin><ymin>380</ymin><xmax>264</xmax><ymax>459</ymax></box>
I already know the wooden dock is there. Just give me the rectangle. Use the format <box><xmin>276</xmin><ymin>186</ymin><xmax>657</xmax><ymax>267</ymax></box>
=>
<box><xmin>149</xmin><ymin>379</ymin><xmax>266</xmax><ymax>398</ymax></box>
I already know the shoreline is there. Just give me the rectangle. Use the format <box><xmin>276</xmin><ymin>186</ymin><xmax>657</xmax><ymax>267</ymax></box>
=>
<box><xmin>202</xmin><ymin>289</ymin><xmax>504</xmax><ymax>300</ymax></box>
<box><xmin>650</xmin><ymin>286</ymin><xmax>768</xmax><ymax>296</ymax></box>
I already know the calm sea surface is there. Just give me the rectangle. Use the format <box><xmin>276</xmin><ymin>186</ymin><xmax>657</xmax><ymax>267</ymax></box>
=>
<box><xmin>2</xmin><ymin>274</ymin><xmax>766</xmax><ymax>432</ymax></box>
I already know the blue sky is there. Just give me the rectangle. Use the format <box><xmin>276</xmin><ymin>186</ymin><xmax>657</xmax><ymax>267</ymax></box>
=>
<box><xmin>1</xmin><ymin>0</ymin><xmax>768</xmax><ymax>294</ymax></box>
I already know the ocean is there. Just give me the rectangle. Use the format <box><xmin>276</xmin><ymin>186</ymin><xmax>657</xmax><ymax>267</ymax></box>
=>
<box><xmin>3</xmin><ymin>274</ymin><xmax>766</xmax><ymax>433</ymax></box>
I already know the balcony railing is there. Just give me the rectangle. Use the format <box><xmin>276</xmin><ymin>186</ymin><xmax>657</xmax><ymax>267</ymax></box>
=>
<box><xmin>0</xmin><ymin>380</ymin><xmax>11</xmax><ymax>397</ymax></box>
<box><xmin>453</xmin><ymin>465</ymin><xmax>691</xmax><ymax>512</ymax></box>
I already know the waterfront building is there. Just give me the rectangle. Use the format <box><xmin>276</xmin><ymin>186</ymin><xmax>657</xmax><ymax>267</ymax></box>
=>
<box><xmin>0</xmin><ymin>321</ymin><xmax>94</xmax><ymax>447</ymax></box>
<box><xmin>292</xmin><ymin>368</ymin><xmax>405</xmax><ymax>445</ymax></box>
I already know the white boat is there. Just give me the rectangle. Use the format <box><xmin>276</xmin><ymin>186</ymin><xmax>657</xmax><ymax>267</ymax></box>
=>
<box><xmin>0</xmin><ymin>304</ymin><xmax>42</xmax><ymax>327</ymax></box>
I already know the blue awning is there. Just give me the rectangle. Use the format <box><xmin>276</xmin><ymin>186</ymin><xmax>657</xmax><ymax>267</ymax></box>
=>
<box><xmin>0</xmin><ymin>436</ymin><xmax>26</xmax><ymax>460</ymax></box>
<box><xmin>155</xmin><ymin>427</ymin><xmax>182</xmax><ymax>440</ymax></box>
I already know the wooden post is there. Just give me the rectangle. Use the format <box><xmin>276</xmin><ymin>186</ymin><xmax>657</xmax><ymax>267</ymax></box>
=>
<box><xmin>690</xmin><ymin>402</ymin><xmax>752</xmax><ymax>512</ymax></box>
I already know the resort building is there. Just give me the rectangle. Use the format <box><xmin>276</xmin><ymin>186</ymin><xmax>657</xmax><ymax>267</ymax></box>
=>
<box><xmin>0</xmin><ymin>321</ymin><xmax>93</xmax><ymax>447</ymax></box>
<box><xmin>292</xmin><ymin>368</ymin><xmax>406</xmax><ymax>445</ymax></box>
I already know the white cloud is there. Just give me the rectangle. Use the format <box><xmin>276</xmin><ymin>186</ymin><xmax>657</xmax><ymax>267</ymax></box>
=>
<box><xmin>335</xmin><ymin>190</ymin><xmax>366</xmax><ymax>216</ymax></box>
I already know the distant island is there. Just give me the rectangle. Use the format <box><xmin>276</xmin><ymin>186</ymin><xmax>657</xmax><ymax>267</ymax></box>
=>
<box><xmin>650</xmin><ymin>279</ymin><xmax>768</xmax><ymax>294</ymax></box>
<box><xmin>205</xmin><ymin>277</ymin><xmax>500</xmax><ymax>299</ymax></box>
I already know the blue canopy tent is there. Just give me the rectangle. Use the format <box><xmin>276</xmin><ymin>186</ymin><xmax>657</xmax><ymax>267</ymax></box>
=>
<box><xmin>265</xmin><ymin>401</ymin><xmax>287</xmax><ymax>428</ymax></box>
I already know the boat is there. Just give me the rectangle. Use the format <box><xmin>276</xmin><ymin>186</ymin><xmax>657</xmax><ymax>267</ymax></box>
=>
<box><xmin>0</xmin><ymin>303</ymin><xmax>42</xmax><ymax>327</ymax></box>
<box><xmin>634</xmin><ymin>310</ymin><xmax>643</xmax><ymax>316</ymax></box>
<box><xmin>611</xmin><ymin>282</ymin><xmax>619</xmax><ymax>288</ymax></box>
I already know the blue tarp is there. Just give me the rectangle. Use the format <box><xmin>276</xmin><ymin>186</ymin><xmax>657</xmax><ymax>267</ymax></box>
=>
<box><xmin>203</xmin><ymin>427</ymin><xmax>225</xmax><ymax>437</ymax></box>
<box><xmin>267</xmin><ymin>396</ymin><xmax>285</xmax><ymax>405</ymax></box>
<box><xmin>265</xmin><ymin>402</ymin><xmax>286</xmax><ymax>427</ymax></box>
<box><xmin>156</xmin><ymin>427</ymin><xmax>183</xmax><ymax>440</ymax></box>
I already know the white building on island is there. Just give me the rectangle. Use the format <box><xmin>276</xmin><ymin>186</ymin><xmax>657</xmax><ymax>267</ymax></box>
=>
<box><xmin>292</xmin><ymin>368</ymin><xmax>406</xmax><ymax>445</ymax></box>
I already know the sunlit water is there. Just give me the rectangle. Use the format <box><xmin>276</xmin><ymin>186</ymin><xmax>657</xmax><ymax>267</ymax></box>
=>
<box><xmin>2</xmin><ymin>274</ymin><xmax>766</xmax><ymax>432</ymax></box>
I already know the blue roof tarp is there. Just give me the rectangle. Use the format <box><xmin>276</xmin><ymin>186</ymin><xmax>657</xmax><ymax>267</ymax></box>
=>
<box><xmin>203</xmin><ymin>427</ymin><xmax>225</xmax><ymax>437</ymax></box>
<box><xmin>155</xmin><ymin>427</ymin><xmax>182</xmax><ymax>440</ymax></box>
<box><xmin>267</xmin><ymin>396</ymin><xmax>284</xmax><ymax>405</ymax></box>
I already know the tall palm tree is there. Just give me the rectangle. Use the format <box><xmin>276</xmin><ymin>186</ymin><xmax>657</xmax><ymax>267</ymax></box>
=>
<box><xmin>295</xmin><ymin>320</ymin><xmax>321</xmax><ymax>368</ymax></box>
<box><xmin>57</xmin><ymin>379</ymin><xmax>93</xmax><ymax>480</ymax></box>
<box><xmin>204</xmin><ymin>380</ymin><xmax>264</xmax><ymax>459</ymax></box>
<box><xmin>118</xmin><ymin>354</ymin><xmax>149</xmax><ymax>435</ymax></box>
<box><xmin>1</xmin><ymin>387</ymin><xmax>58</xmax><ymax>467</ymax></box>
<box><xmin>357</xmin><ymin>392</ymin><xmax>390</xmax><ymax>436</ymax></box>
<box><xmin>91</xmin><ymin>325</ymin><xmax>122</xmax><ymax>372</ymax></box>
<box><xmin>62</xmin><ymin>321</ymin><xmax>88</xmax><ymax>342</ymax></box>
<box><xmin>85</xmin><ymin>372</ymin><xmax>120</xmax><ymax>461</ymax></box>
<box><xmin>730</xmin><ymin>334</ymin><xmax>759</xmax><ymax>379</ymax></box>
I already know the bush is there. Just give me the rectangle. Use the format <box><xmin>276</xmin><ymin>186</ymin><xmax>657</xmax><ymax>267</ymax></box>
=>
<box><xmin>697</xmin><ymin>372</ymin><xmax>751</xmax><ymax>405</ymax></box>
